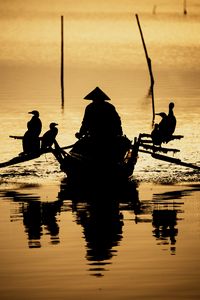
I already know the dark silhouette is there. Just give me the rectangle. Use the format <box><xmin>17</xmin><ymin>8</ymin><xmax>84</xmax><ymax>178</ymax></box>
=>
<box><xmin>58</xmin><ymin>177</ymin><xmax>140</xmax><ymax>276</ymax></box>
<box><xmin>72</xmin><ymin>87</ymin><xmax>131</xmax><ymax>162</ymax></box>
<box><xmin>152</xmin><ymin>102</ymin><xmax>176</xmax><ymax>145</ymax></box>
<box><xmin>151</xmin><ymin>119</ymin><xmax>165</xmax><ymax>146</ymax></box>
<box><xmin>23</xmin><ymin>201</ymin><xmax>61</xmax><ymax>248</ymax></box>
<box><xmin>152</xmin><ymin>209</ymin><xmax>178</xmax><ymax>255</ymax></box>
<box><xmin>76</xmin><ymin>87</ymin><xmax>123</xmax><ymax>140</ymax></box>
<box><xmin>167</xmin><ymin>102</ymin><xmax>176</xmax><ymax>137</ymax></box>
<box><xmin>22</xmin><ymin>110</ymin><xmax>42</xmax><ymax>155</ymax></box>
<box><xmin>1</xmin><ymin>188</ymin><xmax>62</xmax><ymax>248</ymax></box>
<box><xmin>156</xmin><ymin>112</ymin><xmax>168</xmax><ymax>135</ymax></box>
<box><xmin>41</xmin><ymin>122</ymin><xmax>58</xmax><ymax>151</ymax></box>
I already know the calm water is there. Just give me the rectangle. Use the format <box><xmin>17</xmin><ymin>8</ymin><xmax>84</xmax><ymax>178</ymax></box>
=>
<box><xmin>0</xmin><ymin>1</ymin><xmax>200</xmax><ymax>299</ymax></box>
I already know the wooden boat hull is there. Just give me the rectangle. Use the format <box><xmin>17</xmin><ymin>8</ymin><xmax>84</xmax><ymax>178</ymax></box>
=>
<box><xmin>59</xmin><ymin>152</ymin><xmax>137</xmax><ymax>185</ymax></box>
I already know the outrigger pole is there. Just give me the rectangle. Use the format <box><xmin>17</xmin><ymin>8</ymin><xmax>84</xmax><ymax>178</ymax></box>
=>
<box><xmin>138</xmin><ymin>149</ymin><xmax>200</xmax><ymax>171</ymax></box>
<box><xmin>135</xmin><ymin>14</ymin><xmax>155</xmax><ymax>125</ymax></box>
<box><xmin>1</xmin><ymin>137</ymin><xmax>200</xmax><ymax>171</ymax></box>
<box><xmin>137</xmin><ymin>133</ymin><xmax>200</xmax><ymax>171</ymax></box>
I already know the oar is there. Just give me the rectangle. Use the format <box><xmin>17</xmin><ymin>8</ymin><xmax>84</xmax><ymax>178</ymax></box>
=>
<box><xmin>135</xmin><ymin>14</ymin><xmax>155</xmax><ymax>126</ymax></box>
<box><xmin>9</xmin><ymin>135</ymin><xmax>75</xmax><ymax>150</ymax></box>
<box><xmin>152</xmin><ymin>153</ymin><xmax>200</xmax><ymax>171</ymax></box>
<box><xmin>9</xmin><ymin>135</ymin><xmax>23</xmax><ymax>139</ymax></box>
<box><xmin>139</xmin><ymin>149</ymin><xmax>200</xmax><ymax>171</ymax></box>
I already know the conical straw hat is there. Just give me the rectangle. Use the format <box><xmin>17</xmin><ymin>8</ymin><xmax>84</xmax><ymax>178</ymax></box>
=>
<box><xmin>84</xmin><ymin>87</ymin><xmax>111</xmax><ymax>100</ymax></box>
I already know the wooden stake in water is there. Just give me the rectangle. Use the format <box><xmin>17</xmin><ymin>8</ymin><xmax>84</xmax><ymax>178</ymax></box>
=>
<box><xmin>61</xmin><ymin>15</ymin><xmax>64</xmax><ymax>109</ymax></box>
<box><xmin>183</xmin><ymin>0</ymin><xmax>187</xmax><ymax>15</ymax></box>
<box><xmin>135</xmin><ymin>14</ymin><xmax>155</xmax><ymax>125</ymax></box>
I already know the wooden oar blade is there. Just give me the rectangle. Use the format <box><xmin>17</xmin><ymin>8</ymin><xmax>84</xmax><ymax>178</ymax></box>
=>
<box><xmin>152</xmin><ymin>153</ymin><xmax>200</xmax><ymax>171</ymax></box>
<box><xmin>0</xmin><ymin>153</ymin><xmax>40</xmax><ymax>168</ymax></box>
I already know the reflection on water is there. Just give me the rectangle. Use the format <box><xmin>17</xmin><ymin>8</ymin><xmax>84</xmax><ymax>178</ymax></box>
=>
<box><xmin>58</xmin><ymin>178</ymin><xmax>140</xmax><ymax>277</ymax></box>
<box><xmin>1</xmin><ymin>179</ymin><xmax>199</xmax><ymax>276</ymax></box>
<box><xmin>152</xmin><ymin>209</ymin><xmax>178</xmax><ymax>255</ymax></box>
<box><xmin>4</xmin><ymin>188</ymin><xmax>63</xmax><ymax>248</ymax></box>
<box><xmin>151</xmin><ymin>186</ymin><xmax>200</xmax><ymax>255</ymax></box>
<box><xmin>22</xmin><ymin>201</ymin><xmax>61</xmax><ymax>248</ymax></box>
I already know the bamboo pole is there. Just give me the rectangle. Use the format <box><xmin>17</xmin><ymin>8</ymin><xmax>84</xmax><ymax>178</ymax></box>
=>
<box><xmin>183</xmin><ymin>0</ymin><xmax>187</xmax><ymax>15</ymax></box>
<box><xmin>135</xmin><ymin>14</ymin><xmax>155</xmax><ymax>125</ymax></box>
<box><xmin>61</xmin><ymin>15</ymin><xmax>64</xmax><ymax>109</ymax></box>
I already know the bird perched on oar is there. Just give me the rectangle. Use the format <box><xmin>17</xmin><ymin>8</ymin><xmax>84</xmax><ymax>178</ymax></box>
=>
<box><xmin>166</xmin><ymin>102</ymin><xmax>176</xmax><ymax>137</ymax></box>
<box><xmin>27</xmin><ymin>110</ymin><xmax>42</xmax><ymax>136</ymax></box>
<box><xmin>22</xmin><ymin>110</ymin><xmax>42</xmax><ymax>155</ymax></box>
<box><xmin>41</xmin><ymin>122</ymin><xmax>58</xmax><ymax>151</ymax></box>
<box><xmin>152</xmin><ymin>101</ymin><xmax>177</xmax><ymax>144</ymax></box>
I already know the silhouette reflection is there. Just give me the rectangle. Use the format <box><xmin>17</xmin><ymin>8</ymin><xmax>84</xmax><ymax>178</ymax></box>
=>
<box><xmin>152</xmin><ymin>209</ymin><xmax>178</xmax><ymax>255</ymax></box>
<box><xmin>2</xmin><ymin>188</ymin><xmax>63</xmax><ymax>248</ymax></box>
<box><xmin>58</xmin><ymin>177</ymin><xmax>140</xmax><ymax>276</ymax></box>
<box><xmin>1</xmin><ymin>180</ymin><xmax>196</xmax><ymax>275</ymax></box>
<box><xmin>150</xmin><ymin>188</ymin><xmax>189</xmax><ymax>255</ymax></box>
<box><xmin>76</xmin><ymin>199</ymin><xmax>123</xmax><ymax>276</ymax></box>
<box><xmin>23</xmin><ymin>200</ymin><xmax>61</xmax><ymax>248</ymax></box>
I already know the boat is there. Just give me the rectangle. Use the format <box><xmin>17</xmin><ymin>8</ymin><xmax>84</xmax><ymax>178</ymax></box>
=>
<box><xmin>0</xmin><ymin>131</ymin><xmax>199</xmax><ymax>185</ymax></box>
<box><xmin>52</xmin><ymin>132</ymin><xmax>200</xmax><ymax>184</ymax></box>
<box><xmin>51</xmin><ymin>135</ymin><xmax>139</xmax><ymax>185</ymax></box>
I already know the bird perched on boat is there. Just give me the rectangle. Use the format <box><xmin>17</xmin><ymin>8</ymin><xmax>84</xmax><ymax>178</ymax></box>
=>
<box><xmin>41</xmin><ymin>122</ymin><xmax>58</xmax><ymax>151</ymax></box>
<box><xmin>154</xmin><ymin>102</ymin><xmax>176</xmax><ymax>144</ymax></box>
<box><xmin>151</xmin><ymin>123</ymin><xmax>163</xmax><ymax>146</ymax></box>
<box><xmin>27</xmin><ymin>110</ymin><xmax>42</xmax><ymax>136</ymax></box>
<box><xmin>22</xmin><ymin>110</ymin><xmax>42</xmax><ymax>155</ymax></box>
<box><xmin>156</xmin><ymin>112</ymin><xmax>168</xmax><ymax>134</ymax></box>
<box><xmin>167</xmin><ymin>102</ymin><xmax>176</xmax><ymax>137</ymax></box>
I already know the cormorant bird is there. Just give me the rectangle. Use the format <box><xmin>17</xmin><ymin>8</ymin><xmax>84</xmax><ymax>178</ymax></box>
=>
<box><xmin>151</xmin><ymin>123</ymin><xmax>162</xmax><ymax>146</ymax></box>
<box><xmin>22</xmin><ymin>110</ymin><xmax>42</xmax><ymax>154</ymax></box>
<box><xmin>27</xmin><ymin>110</ymin><xmax>42</xmax><ymax>136</ymax></box>
<box><xmin>41</xmin><ymin>123</ymin><xmax>58</xmax><ymax>151</ymax></box>
<box><xmin>154</xmin><ymin>102</ymin><xmax>176</xmax><ymax>144</ymax></box>
<box><xmin>156</xmin><ymin>112</ymin><xmax>168</xmax><ymax>135</ymax></box>
<box><xmin>167</xmin><ymin>102</ymin><xmax>176</xmax><ymax>136</ymax></box>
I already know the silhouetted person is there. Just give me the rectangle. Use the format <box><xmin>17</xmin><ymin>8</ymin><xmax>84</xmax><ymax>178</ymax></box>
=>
<box><xmin>75</xmin><ymin>87</ymin><xmax>123</xmax><ymax>140</ymax></box>
<box><xmin>22</xmin><ymin>110</ymin><xmax>42</xmax><ymax>155</ymax></box>
<box><xmin>72</xmin><ymin>87</ymin><xmax>131</xmax><ymax>161</ymax></box>
<box><xmin>41</xmin><ymin>122</ymin><xmax>58</xmax><ymax>151</ymax></box>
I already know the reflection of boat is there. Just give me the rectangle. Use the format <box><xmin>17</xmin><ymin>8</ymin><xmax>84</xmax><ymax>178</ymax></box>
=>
<box><xmin>3</xmin><ymin>180</ymin><xmax>197</xmax><ymax>275</ymax></box>
<box><xmin>58</xmin><ymin>177</ymin><xmax>140</xmax><ymax>277</ymax></box>
<box><xmin>1</xmin><ymin>178</ymin><xmax>141</xmax><ymax>277</ymax></box>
